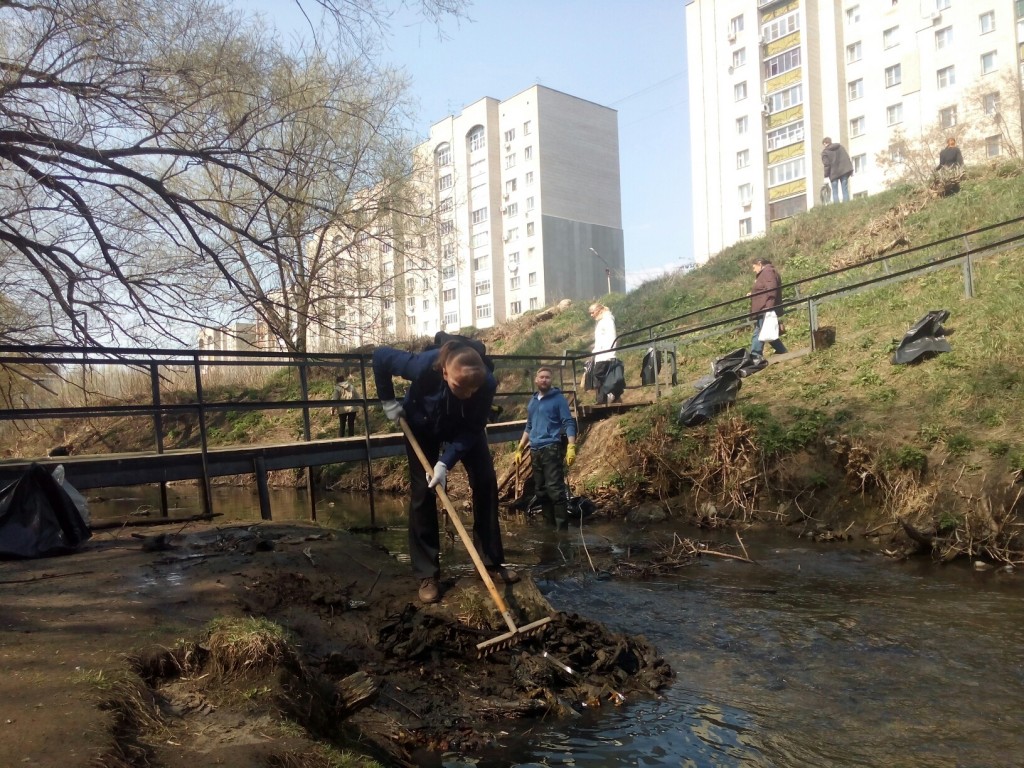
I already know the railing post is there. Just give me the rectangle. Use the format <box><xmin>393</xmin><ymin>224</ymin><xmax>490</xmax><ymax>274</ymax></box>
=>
<box><xmin>191</xmin><ymin>354</ymin><xmax>213</xmax><ymax>518</ymax></box>
<box><xmin>358</xmin><ymin>355</ymin><xmax>376</xmax><ymax>527</ymax></box>
<box><xmin>962</xmin><ymin>255</ymin><xmax>975</xmax><ymax>299</ymax></box>
<box><xmin>298</xmin><ymin>362</ymin><xmax>317</xmax><ymax>522</ymax></box>
<box><xmin>808</xmin><ymin>300</ymin><xmax>819</xmax><ymax>352</ymax></box>
<box><xmin>149</xmin><ymin>362</ymin><xmax>169</xmax><ymax>518</ymax></box>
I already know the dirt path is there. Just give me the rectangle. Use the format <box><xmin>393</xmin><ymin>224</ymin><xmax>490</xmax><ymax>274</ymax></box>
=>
<box><xmin>0</xmin><ymin>521</ymin><xmax>671</xmax><ymax>767</ymax></box>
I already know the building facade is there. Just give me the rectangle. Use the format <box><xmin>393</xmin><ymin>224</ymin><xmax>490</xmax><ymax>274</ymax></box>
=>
<box><xmin>686</xmin><ymin>0</ymin><xmax>1024</xmax><ymax>264</ymax></box>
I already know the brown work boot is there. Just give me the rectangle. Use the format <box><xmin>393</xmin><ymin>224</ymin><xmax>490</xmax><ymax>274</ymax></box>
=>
<box><xmin>418</xmin><ymin>577</ymin><xmax>440</xmax><ymax>604</ymax></box>
<box><xmin>484</xmin><ymin>566</ymin><xmax>520</xmax><ymax>584</ymax></box>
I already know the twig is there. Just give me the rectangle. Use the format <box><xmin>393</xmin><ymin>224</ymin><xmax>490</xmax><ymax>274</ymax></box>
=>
<box><xmin>735</xmin><ymin>530</ymin><xmax>749</xmax><ymax>561</ymax></box>
<box><xmin>0</xmin><ymin>570</ymin><xmax>95</xmax><ymax>585</ymax></box>
<box><xmin>364</xmin><ymin>567</ymin><xmax>383</xmax><ymax>599</ymax></box>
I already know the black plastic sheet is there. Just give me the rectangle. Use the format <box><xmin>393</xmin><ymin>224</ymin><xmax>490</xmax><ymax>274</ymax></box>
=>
<box><xmin>892</xmin><ymin>310</ymin><xmax>951</xmax><ymax>365</ymax></box>
<box><xmin>0</xmin><ymin>463</ymin><xmax>91</xmax><ymax>559</ymax></box>
<box><xmin>713</xmin><ymin>348</ymin><xmax>768</xmax><ymax>379</ymax></box>
<box><xmin>678</xmin><ymin>371</ymin><xmax>742</xmax><ymax>427</ymax></box>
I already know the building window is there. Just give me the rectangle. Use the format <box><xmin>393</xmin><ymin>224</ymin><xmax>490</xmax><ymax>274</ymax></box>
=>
<box><xmin>523</xmin><ymin>120</ymin><xmax>532</xmax><ymax>135</ymax></box>
<box><xmin>505</xmin><ymin>178</ymin><xmax>517</xmax><ymax>194</ymax></box>
<box><xmin>986</xmin><ymin>135</ymin><xmax>1001</xmax><ymax>157</ymax></box>
<box><xmin>505</xmin><ymin>153</ymin><xmax>516</xmax><ymax>169</ymax></box>
<box><xmin>853</xmin><ymin>153</ymin><xmax>867</xmax><ymax>173</ymax></box>
<box><xmin>734</xmin><ymin>81</ymin><xmax>747</xmax><ymax>101</ymax></box>
<box><xmin>505</xmin><ymin>227</ymin><xmax>518</xmax><ymax>242</ymax></box>
<box><xmin>442</xmin><ymin>242</ymin><xmax>456</xmax><ymax>261</ymax></box>
<box><xmin>883</xmin><ymin>26</ymin><xmax>899</xmax><ymax>48</ymax></box>
<box><xmin>504</xmin><ymin>128</ymin><xmax>516</xmax><ymax>143</ymax></box>
<box><xmin>761</xmin><ymin>11</ymin><xmax>799</xmax><ymax>43</ymax></box>
<box><xmin>850</xmin><ymin>116</ymin><xmax>865</xmax><ymax>137</ymax></box>
<box><xmin>510</xmin><ymin>275</ymin><xmax>520</xmax><ymax>289</ymax></box>
<box><xmin>737</xmin><ymin>149</ymin><xmax>750</xmax><ymax>169</ymax></box>
<box><xmin>846</xmin><ymin>5</ymin><xmax>860</xmax><ymax>23</ymax></box>
<box><xmin>732</xmin><ymin>48</ymin><xmax>746</xmax><ymax>68</ymax></box>
<box><xmin>422</xmin><ymin>299</ymin><xmax>430</xmax><ymax>311</ymax></box>
<box><xmin>846</xmin><ymin>41</ymin><xmax>862</xmax><ymax>63</ymax></box>
<box><xmin>739</xmin><ymin>218</ymin><xmax>753</xmax><ymax>237</ymax></box>
<box><xmin>767</xmin><ymin>83</ymin><xmax>802</xmax><ymax>112</ymax></box>
<box><xmin>935</xmin><ymin>26</ymin><xmax>952</xmax><ymax>48</ymax></box>
<box><xmin>439</xmin><ymin>219</ymin><xmax>454</xmax><ymax>235</ymax></box>
<box><xmin>935</xmin><ymin>0</ymin><xmax>950</xmax><ymax>9</ymax></box>
<box><xmin>939</xmin><ymin>106</ymin><xmax>957</xmax><ymax>128</ymax></box>
<box><xmin>438</xmin><ymin>173</ymin><xmax>452</xmax><ymax>191</ymax></box>
<box><xmin>476</xmin><ymin>304</ymin><xmax>492</xmax><ymax>320</ymax></box>
<box><xmin>442</xmin><ymin>265</ymin><xmax>456</xmax><ymax>280</ymax></box>
<box><xmin>471</xmin><ymin>231</ymin><xmax>488</xmax><ymax>248</ymax></box>
<box><xmin>406</xmin><ymin>297</ymin><xmax>416</xmax><ymax>311</ymax></box>
<box><xmin>937</xmin><ymin>65</ymin><xmax>955</xmax><ymax>89</ymax></box>
<box><xmin>979</xmin><ymin>11</ymin><xmax>995</xmax><ymax>34</ymax></box>
<box><xmin>524</xmin><ymin>146</ymin><xmax>533</xmax><ymax>160</ymax></box>
<box><xmin>848</xmin><ymin>79</ymin><xmax>864</xmax><ymax>100</ymax></box>
<box><xmin>526</xmin><ymin>196</ymin><xmax>535</xmax><ymax>210</ymax></box>
<box><xmin>984</xmin><ymin>92</ymin><xmax>1000</xmax><ymax>115</ymax></box>
<box><xmin>438</xmin><ymin>197</ymin><xmax>453</xmax><ymax>213</ymax></box>
<box><xmin>764</xmin><ymin>48</ymin><xmax>800</xmax><ymax>79</ymax></box>
<box><xmin>736</xmin><ymin>115</ymin><xmax>748</xmax><ymax>134</ymax></box>
<box><xmin>505</xmin><ymin>202</ymin><xmax>518</xmax><ymax>217</ymax></box>
<box><xmin>729</xmin><ymin>14</ymin><xmax>744</xmax><ymax>36</ymax></box>
<box><xmin>435</xmin><ymin>143</ymin><xmax>451</xmax><ymax>167</ymax></box>
<box><xmin>885</xmin><ymin>64</ymin><xmax>902</xmax><ymax>87</ymax></box>
<box><xmin>507</xmin><ymin>251</ymin><xmax>519</xmax><ymax>266</ymax></box>
<box><xmin>475</xmin><ymin>279</ymin><xmax>491</xmax><ymax>296</ymax></box>
<box><xmin>510</xmin><ymin>301</ymin><xmax>521</xmax><ymax>314</ymax></box>
<box><xmin>981</xmin><ymin>51</ymin><xmax>997</xmax><ymax>75</ymax></box>
<box><xmin>767</xmin><ymin>121</ymin><xmax>803</xmax><ymax>149</ymax></box>
<box><xmin>468</xmin><ymin>125</ymin><xmax>485</xmax><ymax>151</ymax></box>
<box><xmin>471</xmin><ymin>207</ymin><xmax>488</xmax><ymax>225</ymax></box>
<box><xmin>529</xmin><ymin>297</ymin><xmax>539</xmax><ymax>310</ymax></box>
<box><xmin>526</xmin><ymin>222</ymin><xmax>535</xmax><ymax>236</ymax></box>
<box><xmin>889</xmin><ymin>142</ymin><xmax>905</xmax><ymax>162</ymax></box>
<box><xmin>768</xmin><ymin>195</ymin><xmax>807</xmax><ymax>221</ymax></box>
<box><xmin>473</xmin><ymin>255</ymin><xmax>489</xmax><ymax>271</ymax></box>
<box><xmin>738</xmin><ymin>183</ymin><xmax>753</xmax><ymax>205</ymax></box>
<box><xmin>886</xmin><ymin>103</ymin><xmax>903</xmax><ymax>126</ymax></box>
<box><xmin>528</xmin><ymin>271</ymin><xmax>537</xmax><ymax>286</ymax></box>
<box><xmin>444</xmin><ymin>311</ymin><xmax>457</xmax><ymax>326</ymax></box>
<box><xmin>767</xmin><ymin>157</ymin><xmax>805</xmax><ymax>186</ymax></box>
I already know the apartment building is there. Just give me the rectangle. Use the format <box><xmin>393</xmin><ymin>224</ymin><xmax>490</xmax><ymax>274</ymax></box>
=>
<box><xmin>686</xmin><ymin>0</ymin><xmax>1023</xmax><ymax>264</ymax></box>
<box><xmin>403</xmin><ymin>85</ymin><xmax>625</xmax><ymax>337</ymax></box>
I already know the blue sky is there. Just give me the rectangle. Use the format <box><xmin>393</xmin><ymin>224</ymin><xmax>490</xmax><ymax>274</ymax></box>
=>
<box><xmin>254</xmin><ymin>1</ymin><xmax>691</xmax><ymax>288</ymax></box>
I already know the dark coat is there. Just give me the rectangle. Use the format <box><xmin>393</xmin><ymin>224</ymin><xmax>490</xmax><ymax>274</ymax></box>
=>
<box><xmin>821</xmin><ymin>142</ymin><xmax>854</xmax><ymax>181</ymax></box>
<box><xmin>750</xmin><ymin>263</ymin><xmax>784</xmax><ymax>316</ymax></box>
<box><xmin>937</xmin><ymin>146</ymin><xmax>964</xmax><ymax>169</ymax></box>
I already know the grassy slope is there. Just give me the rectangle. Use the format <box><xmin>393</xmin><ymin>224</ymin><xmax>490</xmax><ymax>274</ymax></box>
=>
<box><xmin>492</xmin><ymin>162</ymin><xmax>1024</xmax><ymax>555</ymax></box>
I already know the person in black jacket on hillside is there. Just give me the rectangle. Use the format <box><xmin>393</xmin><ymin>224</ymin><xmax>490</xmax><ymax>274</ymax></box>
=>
<box><xmin>821</xmin><ymin>137</ymin><xmax>854</xmax><ymax>203</ymax></box>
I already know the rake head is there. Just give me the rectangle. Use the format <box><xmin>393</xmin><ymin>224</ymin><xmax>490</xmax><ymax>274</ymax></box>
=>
<box><xmin>476</xmin><ymin>615</ymin><xmax>553</xmax><ymax>657</ymax></box>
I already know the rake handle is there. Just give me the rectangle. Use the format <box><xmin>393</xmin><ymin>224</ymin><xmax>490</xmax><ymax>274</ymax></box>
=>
<box><xmin>398</xmin><ymin>418</ymin><xmax>517</xmax><ymax>632</ymax></box>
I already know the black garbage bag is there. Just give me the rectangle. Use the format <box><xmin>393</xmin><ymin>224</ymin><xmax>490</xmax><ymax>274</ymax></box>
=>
<box><xmin>713</xmin><ymin>348</ymin><xmax>768</xmax><ymax>379</ymax></box>
<box><xmin>0</xmin><ymin>463</ymin><xmax>91</xmax><ymax>559</ymax></box>
<box><xmin>641</xmin><ymin>348</ymin><xmax>678</xmax><ymax>386</ymax></box>
<box><xmin>892</xmin><ymin>310</ymin><xmax>951</xmax><ymax>365</ymax></box>
<box><xmin>678</xmin><ymin>371</ymin><xmax>742</xmax><ymax>427</ymax></box>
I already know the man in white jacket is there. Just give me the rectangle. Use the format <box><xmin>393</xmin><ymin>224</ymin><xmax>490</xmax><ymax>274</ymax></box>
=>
<box><xmin>589</xmin><ymin>302</ymin><xmax>619</xmax><ymax>404</ymax></box>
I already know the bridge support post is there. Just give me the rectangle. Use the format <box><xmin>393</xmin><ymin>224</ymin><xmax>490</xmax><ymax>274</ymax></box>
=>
<box><xmin>254</xmin><ymin>456</ymin><xmax>273</xmax><ymax>521</ymax></box>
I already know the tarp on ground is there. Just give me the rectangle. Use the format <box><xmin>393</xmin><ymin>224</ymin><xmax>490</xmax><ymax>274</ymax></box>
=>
<box><xmin>713</xmin><ymin>348</ymin><xmax>768</xmax><ymax>379</ymax></box>
<box><xmin>0</xmin><ymin>463</ymin><xmax>92</xmax><ymax>559</ymax></box>
<box><xmin>892</xmin><ymin>310</ymin><xmax>951</xmax><ymax>365</ymax></box>
<box><xmin>678</xmin><ymin>370</ymin><xmax>742</xmax><ymax>427</ymax></box>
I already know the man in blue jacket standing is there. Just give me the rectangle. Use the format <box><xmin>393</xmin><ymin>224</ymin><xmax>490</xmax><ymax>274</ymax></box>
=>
<box><xmin>373</xmin><ymin>340</ymin><xmax>519</xmax><ymax>604</ymax></box>
<box><xmin>514</xmin><ymin>366</ymin><xmax>578</xmax><ymax>531</ymax></box>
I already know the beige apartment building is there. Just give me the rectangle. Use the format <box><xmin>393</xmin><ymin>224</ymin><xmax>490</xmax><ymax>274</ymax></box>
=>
<box><xmin>686</xmin><ymin>0</ymin><xmax>1024</xmax><ymax>264</ymax></box>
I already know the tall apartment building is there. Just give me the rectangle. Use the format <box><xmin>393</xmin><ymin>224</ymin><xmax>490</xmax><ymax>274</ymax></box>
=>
<box><xmin>404</xmin><ymin>85</ymin><xmax>625</xmax><ymax>337</ymax></box>
<box><xmin>686</xmin><ymin>0</ymin><xmax>1024</xmax><ymax>264</ymax></box>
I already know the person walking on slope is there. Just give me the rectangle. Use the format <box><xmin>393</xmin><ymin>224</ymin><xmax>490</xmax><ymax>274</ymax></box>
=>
<box><xmin>749</xmin><ymin>258</ymin><xmax>788</xmax><ymax>360</ymax></box>
<box><xmin>821</xmin><ymin>137</ymin><xmax>854</xmax><ymax>203</ymax></box>
<box><xmin>936</xmin><ymin>137</ymin><xmax>964</xmax><ymax>169</ymax></box>
<box><xmin>373</xmin><ymin>340</ymin><xmax>519</xmax><ymax>604</ymax></box>
<box><xmin>589</xmin><ymin>302</ymin><xmax>618</xmax><ymax>404</ymax></box>
<box><xmin>514</xmin><ymin>366</ymin><xmax>578</xmax><ymax>531</ymax></box>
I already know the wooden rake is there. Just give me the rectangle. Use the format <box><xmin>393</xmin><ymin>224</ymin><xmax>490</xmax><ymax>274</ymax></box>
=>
<box><xmin>398</xmin><ymin>418</ymin><xmax>552</xmax><ymax>655</ymax></box>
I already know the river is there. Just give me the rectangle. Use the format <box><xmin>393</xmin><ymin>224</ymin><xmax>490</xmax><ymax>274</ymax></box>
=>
<box><xmin>91</xmin><ymin>486</ymin><xmax>1024</xmax><ymax>767</ymax></box>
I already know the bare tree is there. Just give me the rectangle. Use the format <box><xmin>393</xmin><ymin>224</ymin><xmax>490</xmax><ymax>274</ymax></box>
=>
<box><xmin>0</xmin><ymin>0</ymin><xmax>463</xmax><ymax>350</ymax></box>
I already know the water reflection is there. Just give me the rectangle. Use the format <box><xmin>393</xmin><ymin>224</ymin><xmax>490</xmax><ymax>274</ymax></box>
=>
<box><xmin>89</xmin><ymin>487</ymin><xmax>1024</xmax><ymax>767</ymax></box>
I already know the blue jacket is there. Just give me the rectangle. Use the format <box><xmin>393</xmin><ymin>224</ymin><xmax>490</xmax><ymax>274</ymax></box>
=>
<box><xmin>525</xmin><ymin>387</ymin><xmax>577</xmax><ymax>450</ymax></box>
<box><xmin>372</xmin><ymin>347</ymin><xmax>497</xmax><ymax>468</ymax></box>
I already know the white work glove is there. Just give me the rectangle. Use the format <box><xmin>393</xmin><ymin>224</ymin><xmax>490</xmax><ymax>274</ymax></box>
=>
<box><xmin>426</xmin><ymin>461</ymin><xmax>448</xmax><ymax>490</ymax></box>
<box><xmin>381</xmin><ymin>399</ymin><xmax>405</xmax><ymax>423</ymax></box>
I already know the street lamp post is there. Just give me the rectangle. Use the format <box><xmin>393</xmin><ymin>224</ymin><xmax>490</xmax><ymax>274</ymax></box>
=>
<box><xmin>589</xmin><ymin>247</ymin><xmax>612</xmax><ymax>295</ymax></box>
